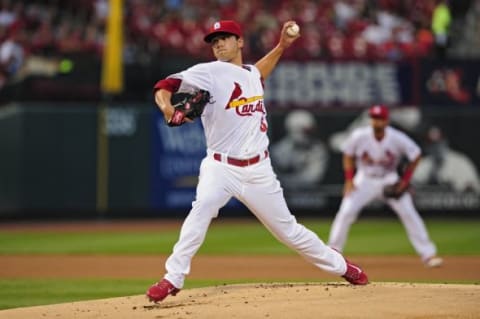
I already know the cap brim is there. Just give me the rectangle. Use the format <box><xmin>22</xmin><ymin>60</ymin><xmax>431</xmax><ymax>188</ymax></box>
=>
<box><xmin>370</xmin><ymin>115</ymin><xmax>388</xmax><ymax>120</ymax></box>
<box><xmin>204</xmin><ymin>31</ymin><xmax>239</xmax><ymax>43</ymax></box>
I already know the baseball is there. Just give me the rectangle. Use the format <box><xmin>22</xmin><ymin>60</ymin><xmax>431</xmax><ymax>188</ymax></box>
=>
<box><xmin>286</xmin><ymin>23</ymin><xmax>300</xmax><ymax>37</ymax></box>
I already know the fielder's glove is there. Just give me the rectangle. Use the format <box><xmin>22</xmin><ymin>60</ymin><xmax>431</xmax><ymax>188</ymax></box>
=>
<box><xmin>383</xmin><ymin>182</ymin><xmax>408</xmax><ymax>199</ymax></box>
<box><xmin>167</xmin><ymin>90</ymin><xmax>211</xmax><ymax>127</ymax></box>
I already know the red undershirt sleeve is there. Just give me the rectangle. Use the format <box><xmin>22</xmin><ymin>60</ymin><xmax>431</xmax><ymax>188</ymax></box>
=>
<box><xmin>153</xmin><ymin>78</ymin><xmax>182</xmax><ymax>93</ymax></box>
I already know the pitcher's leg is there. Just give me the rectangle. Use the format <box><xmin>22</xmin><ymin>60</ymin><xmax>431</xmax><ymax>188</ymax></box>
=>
<box><xmin>241</xmin><ymin>182</ymin><xmax>346</xmax><ymax>276</ymax></box>
<box><xmin>388</xmin><ymin>194</ymin><xmax>437</xmax><ymax>260</ymax></box>
<box><xmin>164</xmin><ymin>200</ymin><xmax>223</xmax><ymax>288</ymax></box>
<box><xmin>164</xmin><ymin>160</ymin><xmax>233</xmax><ymax>288</ymax></box>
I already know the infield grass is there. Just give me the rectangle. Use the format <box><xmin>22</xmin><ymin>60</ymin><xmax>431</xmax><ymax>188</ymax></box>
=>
<box><xmin>0</xmin><ymin>218</ymin><xmax>479</xmax><ymax>310</ymax></box>
<box><xmin>0</xmin><ymin>278</ymin><xmax>255</xmax><ymax>310</ymax></box>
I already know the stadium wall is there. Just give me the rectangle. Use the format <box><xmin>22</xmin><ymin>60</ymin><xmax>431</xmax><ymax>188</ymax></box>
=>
<box><xmin>0</xmin><ymin>57</ymin><xmax>479</xmax><ymax>219</ymax></box>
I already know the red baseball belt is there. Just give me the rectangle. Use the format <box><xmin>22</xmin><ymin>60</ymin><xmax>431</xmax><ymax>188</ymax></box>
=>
<box><xmin>213</xmin><ymin>150</ymin><xmax>269</xmax><ymax>167</ymax></box>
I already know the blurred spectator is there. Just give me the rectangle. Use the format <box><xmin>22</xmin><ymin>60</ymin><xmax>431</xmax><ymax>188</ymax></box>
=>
<box><xmin>0</xmin><ymin>28</ymin><xmax>25</xmax><ymax>87</ymax></box>
<box><xmin>431</xmin><ymin>0</ymin><xmax>451</xmax><ymax>58</ymax></box>
<box><xmin>30</xmin><ymin>21</ymin><xmax>55</xmax><ymax>55</ymax></box>
<box><xmin>334</xmin><ymin>0</ymin><xmax>359</xmax><ymax>31</ymax></box>
<box><xmin>93</xmin><ymin>0</ymin><xmax>109</xmax><ymax>23</ymax></box>
<box><xmin>298</xmin><ymin>22</ymin><xmax>323</xmax><ymax>59</ymax></box>
<box><xmin>361</xmin><ymin>18</ymin><xmax>391</xmax><ymax>46</ymax></box>
<box><xmin>414</xmin><ymin>20</ymin><xmax>435</xmax><ymax>56</ymax></box>
<box><xmin>325</xmin><ymin>30</ymin><xmax>347</xmax><ymax>59</ymax></box>
<box><xmin>0</xmin><ymin>0</ymin><xmax>15</xmax><ymax>28</ymax></box>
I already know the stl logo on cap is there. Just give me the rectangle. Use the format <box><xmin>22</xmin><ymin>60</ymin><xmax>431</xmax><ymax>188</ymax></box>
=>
<box><xmin>204</xmin><ymin>20</ymin><xmax>242</xmax><ymax>43</ymax></box>
<box><xmin>369</xmin><ymin>104</ymin><xmax>389</xmax><ymax>119</ymax></box>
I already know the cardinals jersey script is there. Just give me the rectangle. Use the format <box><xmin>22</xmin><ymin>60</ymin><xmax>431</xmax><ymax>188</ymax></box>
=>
<box><xmin>170</xmin><ymin>61</ymin><xmax>269</xmax><ymax>158</ymax></box>
<box><xmin>343</xmin><ymin>126</ymin><xmax>421</xmax><ymax>179</ymax></box>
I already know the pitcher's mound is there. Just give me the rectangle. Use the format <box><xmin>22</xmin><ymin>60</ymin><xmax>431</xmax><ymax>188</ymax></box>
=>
<box><xmin>1</xmin><ymin>282</ymin><xmax>479</xmax><ymax>319</ymax></box>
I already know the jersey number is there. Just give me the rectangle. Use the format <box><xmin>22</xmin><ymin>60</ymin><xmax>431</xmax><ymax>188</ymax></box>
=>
<box><xmin>260</xmin><ymin>116</ymin><xmax>268</xmax><ymax>132</ymax></box>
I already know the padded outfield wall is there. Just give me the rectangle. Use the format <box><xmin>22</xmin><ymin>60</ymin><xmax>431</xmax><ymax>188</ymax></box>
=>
<box><xmin>0</xmin><ymin>103</ymin><xmax>478</xmax><ymax>218</ymax></box>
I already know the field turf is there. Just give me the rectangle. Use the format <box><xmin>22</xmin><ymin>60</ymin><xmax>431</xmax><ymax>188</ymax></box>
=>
<box><xmin>0</xmin><ymin>218</ymin><xmax>478</xmax><ymax>310</ymax></box>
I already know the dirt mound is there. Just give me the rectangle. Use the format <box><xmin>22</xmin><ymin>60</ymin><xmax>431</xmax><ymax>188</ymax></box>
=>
<box><xmin>1</xmin><ymin>282</ymin><xmax>478</xmax><ymax>319</ymax></box>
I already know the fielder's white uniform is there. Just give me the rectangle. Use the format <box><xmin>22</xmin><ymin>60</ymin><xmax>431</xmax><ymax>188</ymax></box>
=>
<box><xmin>161</xmin><ymin>61</ymin><xmax>346</xmax><ymax>288</ymax></box>
<box><xmin>328</xmin><ymin>126</ymin><xmax>438</xmax><ymax>261</ymax></box>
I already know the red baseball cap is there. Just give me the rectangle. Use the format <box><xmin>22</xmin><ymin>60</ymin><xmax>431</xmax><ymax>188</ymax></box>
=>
<box><xmin>368</xmin><ymin>104</ymin><xmax>389</xmax><ymax>120</ymax></box>
<box><xmin>204</xmin><ymin>20</ymin><xmax>242</xmax><ymax>43</ymax></box>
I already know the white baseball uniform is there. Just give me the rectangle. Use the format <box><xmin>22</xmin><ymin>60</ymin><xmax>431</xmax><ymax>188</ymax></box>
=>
<box><xmin>160</xmin><ymin>61</ymin><xmax>347</xmax><ymax>288</ymax></box>
<box><xmin>328</xmin><ymin>126</ymin><xmax>438</xmax><ymax>261</ymax></box>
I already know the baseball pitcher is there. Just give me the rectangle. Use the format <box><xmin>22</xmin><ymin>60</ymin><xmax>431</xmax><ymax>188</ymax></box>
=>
<box><xmin>328</xmin><ymin>104</ymin><xmax>443</xmax><ymax>268</ymax></box>
<box><xmin>147</xmin><ymin>20</ymin><xmax>368</xmax><ymax>303</ymax></box>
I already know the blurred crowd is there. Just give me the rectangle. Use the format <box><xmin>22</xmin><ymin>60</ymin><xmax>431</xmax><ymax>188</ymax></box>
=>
<box><xmin>0</xmin><ymin>0</ymin><xmax>479</xmax><ymax>89</ymax></box>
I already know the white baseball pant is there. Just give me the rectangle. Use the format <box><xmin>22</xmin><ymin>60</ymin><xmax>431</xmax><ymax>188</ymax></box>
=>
<box><xmin>164</xmin><ymin>152</ymin><xmax>346</xmax><ymax>288</ymax></box>
<box><xmin>328</xmin><ymin>171</ymin><xmax>437</xmax><ymax>261</ymax></box>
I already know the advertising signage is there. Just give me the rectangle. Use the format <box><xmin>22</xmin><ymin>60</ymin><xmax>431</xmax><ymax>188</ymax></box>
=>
<box><xmin>265</xmin><ymin>61</ymin><xmax>415</xmax><ymax>108</ymax></box>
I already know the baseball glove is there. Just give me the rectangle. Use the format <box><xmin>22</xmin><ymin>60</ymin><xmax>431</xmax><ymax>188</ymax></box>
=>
<box><xmin>167</xmin><ymin>90</ymin><xmax>210</xmax><ymax>127</ymax></box>
<box><xmin>383</xmin><ymin>182</ymin><xmax>407</xmax><ymax>199</ymax></box>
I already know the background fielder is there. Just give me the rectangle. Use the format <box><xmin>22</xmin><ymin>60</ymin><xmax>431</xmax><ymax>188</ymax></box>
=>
<box><xmin>147</xmin><ymin>20</ymin><xmax>368</xmax><ymax>303</ymax></box>
<box><xmin>327</xmin><ymin>104</ymin><xmax>443</xmax><ymax>268</ymax></box>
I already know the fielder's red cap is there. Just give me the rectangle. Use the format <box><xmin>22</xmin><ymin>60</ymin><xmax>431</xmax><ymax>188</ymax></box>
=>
<box><xmin>204</xmin><ymin>20</ymin><xmax>242</xmax><ymax>43</ymax></box>
<box><xmin>369</xmin><ymin>104</ymin><xmax>389</xmax><ymax>120</ymax></box>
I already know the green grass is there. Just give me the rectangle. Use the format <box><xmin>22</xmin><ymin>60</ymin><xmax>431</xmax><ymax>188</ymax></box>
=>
<box><xmin>0</xmin><ymin>219</ymin><xmax>478</xmax><ymax>256</ymax></box>
<box><xmin>0</xmin><ymin>279</ymin><xmax>151</xmax><ymax>310</ymax></box>
<box><xmin>321</xmin><ymin>219</ymin><xmax>480</xmax><ymax>256</ymax></box>
<box><xmin>0</xmin><ymin>218</ymin><xmax>479</xmax><ymax>310</ymax></box>
<box><xmin>0</xmin><ymin>278</ymin><xmax>260</xmax><ymax>310</ymax></box>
